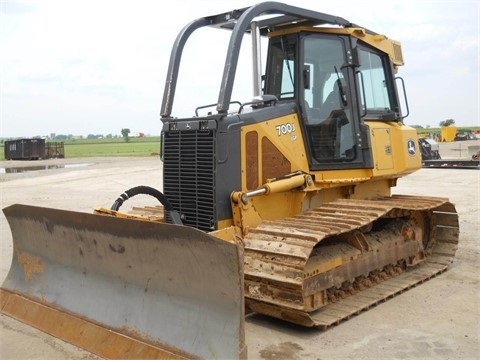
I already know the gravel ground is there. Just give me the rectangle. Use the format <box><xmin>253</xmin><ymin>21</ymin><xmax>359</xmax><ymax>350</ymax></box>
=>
<box><xmin>0</xmin><ymin>140</ymin><xmax>479</xmax><ymax>359</ymax></box>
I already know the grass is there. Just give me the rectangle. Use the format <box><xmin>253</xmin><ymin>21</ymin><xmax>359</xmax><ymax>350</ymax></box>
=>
<box><xmin>65</xmin><ymin>138</ymin><xmax>161</xmax><ymax>158</ymax></box>
<box><xmin>2</xmin><ymin>126</ymin><xmax>479</xmax><ymax>161</ymax></box>
<box><xmin>0</xmin><ymin>137</ymin><xmax>161</xmax><ymax>161</ymax></box>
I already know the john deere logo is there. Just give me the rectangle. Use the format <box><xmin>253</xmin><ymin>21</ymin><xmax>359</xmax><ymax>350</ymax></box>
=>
<box><xmin>407</xmin><ymin>139</ymin><xmax>416</xmax><ymax>156</ymax></box>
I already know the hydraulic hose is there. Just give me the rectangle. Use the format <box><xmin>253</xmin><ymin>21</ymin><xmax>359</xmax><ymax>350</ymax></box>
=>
<box><xmin>110</xmin><ymin>185</ymin><xmax>183</xmax><ymax>224</ymax></box>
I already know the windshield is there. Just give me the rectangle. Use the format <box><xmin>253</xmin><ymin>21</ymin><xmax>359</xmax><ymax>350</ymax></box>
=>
<box><xmin>266</xmin><ymin>33</ymin><xmax>357</xmax><ymax>164</ymax></box>
<box><xmin>302</xmin><ymin>35</ymin><xmax>355</xmax><ymax>162</ymax></box>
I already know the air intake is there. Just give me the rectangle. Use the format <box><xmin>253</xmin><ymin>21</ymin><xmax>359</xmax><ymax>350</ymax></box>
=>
<box><xmin>163</xmin><ymin>128</ymin><xmax>216</xmax><ymax>231</ymax></box>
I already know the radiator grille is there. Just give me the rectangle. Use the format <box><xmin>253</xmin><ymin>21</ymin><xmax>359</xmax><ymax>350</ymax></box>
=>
<box><xmin>163</xmin><ymin>129</ymin><xmax>216</xmax><ymax>231</ymax></box>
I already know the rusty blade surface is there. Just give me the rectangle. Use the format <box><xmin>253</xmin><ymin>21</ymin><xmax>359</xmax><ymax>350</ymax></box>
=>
<box><xmin>1</xmin><ymin>204</ymin><xmax>246</xmax><ymax>359</ymax></box>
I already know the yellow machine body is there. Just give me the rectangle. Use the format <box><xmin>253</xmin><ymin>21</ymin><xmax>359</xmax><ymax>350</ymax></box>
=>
<box><xmin>1</xmin><ymin>3</ymin><xmax>458</xmax><ymax>359</ymax></box>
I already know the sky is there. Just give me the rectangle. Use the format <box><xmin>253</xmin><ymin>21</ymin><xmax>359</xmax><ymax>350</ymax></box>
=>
<box><xmin>1</xmin><ymin>0</ymin><xmax>479</xmax><ymax>138</ymax></box>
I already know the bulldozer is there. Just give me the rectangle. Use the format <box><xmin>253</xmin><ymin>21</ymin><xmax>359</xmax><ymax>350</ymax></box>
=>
<box><xmin>1</xmin><ymin>2</ymin><xmax>459</xmax><ymax>359</ymax></box>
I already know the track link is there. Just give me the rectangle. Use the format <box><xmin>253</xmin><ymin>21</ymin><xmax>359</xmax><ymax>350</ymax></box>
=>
<box><xmin>243</xmin><ymin>195</ymin><xmax>459</xmax><ymax>327</ymax></box>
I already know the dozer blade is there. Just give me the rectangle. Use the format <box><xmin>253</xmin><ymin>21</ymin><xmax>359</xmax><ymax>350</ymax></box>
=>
<box><xmin>1</xmin><ymin>204</ymin><xmax>246</xmax><ymax>359</ymax></box>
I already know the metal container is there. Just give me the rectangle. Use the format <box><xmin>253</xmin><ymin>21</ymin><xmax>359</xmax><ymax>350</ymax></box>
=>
<box><xmin>4</xmin><ymin>138</ymin><xmax>46</xmax><ymax>160</ymax></box>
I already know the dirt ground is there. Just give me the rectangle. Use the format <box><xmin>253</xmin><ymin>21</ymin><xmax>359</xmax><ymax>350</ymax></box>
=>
<box><xmin>0</xmin><ymin>140</ymin><xmax>479</xmax><ymax>359</ymax></box>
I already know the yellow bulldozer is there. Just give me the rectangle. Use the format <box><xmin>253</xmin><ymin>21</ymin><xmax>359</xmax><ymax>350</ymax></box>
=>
<box><xmin>1</xmin><ymin>2</ymin><xmax>459</xmax><ymax>359</ymax></box>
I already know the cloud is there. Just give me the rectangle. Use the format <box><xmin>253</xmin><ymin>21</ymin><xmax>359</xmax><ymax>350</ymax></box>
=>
<box><xmin>1</xmin><ymin>0</ymin><xmax>479</xmax><ymax>137</ymax></box>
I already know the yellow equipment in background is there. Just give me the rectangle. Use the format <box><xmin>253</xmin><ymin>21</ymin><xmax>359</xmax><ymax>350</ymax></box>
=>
<box><xmin>441</xmin><ymin>125</ymin><xmax>457</xmax><ymax>142</ymax></box>
<box><xmin>1</xmin><ymin>2</ymin><xmax>458</xmax><ymax>359</ymax></box>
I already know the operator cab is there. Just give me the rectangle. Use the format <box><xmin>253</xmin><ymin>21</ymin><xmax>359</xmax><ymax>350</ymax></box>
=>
<box><xmin>264</xmin><ymin>29</ymin><xmax>402</xmax><ymax>170</ymax></box>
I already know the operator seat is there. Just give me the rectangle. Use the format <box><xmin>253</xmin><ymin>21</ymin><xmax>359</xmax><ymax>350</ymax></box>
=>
<box><xmin>308</xmin><ymin>78</ymin><xmax>350</xmax><ymax>161</ymax></box>
<box><xmin>318</xmin><ymin>78</ymin><xmax>346</xmax><ymax>119</ymax></box>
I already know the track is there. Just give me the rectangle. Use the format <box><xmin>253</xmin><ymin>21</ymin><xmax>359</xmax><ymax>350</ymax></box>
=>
<box><xmin>243</xmin><ymin>195</ymin><xmax>459</xmax><ymax>327</ymax></box>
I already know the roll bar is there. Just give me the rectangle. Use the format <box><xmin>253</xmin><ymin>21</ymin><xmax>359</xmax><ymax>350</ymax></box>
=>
<box><xmin>160</xmin><ymin>1</ymin><xmax>360</xmax><ymax>118</ymax></box>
